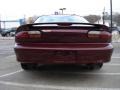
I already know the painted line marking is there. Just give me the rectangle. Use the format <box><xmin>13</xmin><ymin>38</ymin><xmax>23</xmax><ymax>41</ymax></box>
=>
<box><xmin>76</xmin><ymin>72</ymin><xmax>120</xmax><ymax>75</ymax></box>
<box><xmin>0</xmin><ymin>81</ymin><xmax>119</xmax><ymax>90</ymax></box>
<box><xmin>112</xmin><ymin>57</ymin><xmax>120</xmax><ymax>59</ymax></box>
<box><xmin>105</xmin><ymin>63</ymin><xmax>120</xmax><ymax>66</ymax></box>
<box><xmin>0</xmin><ymin>37</ymin><xmax>14</xmax><ymax>40</ymax></box>
<box><xmin>0</xmin><ymin>64</ymin><xmax>120</xmax><ymax>79</ymax></box>
<box><xmin>0</xmin><ymin>69</ymin><xmax>23</xmax><ymax>78</ymax></box>
<box><xmin>0</xmin><ymin>63</ymin><xmax>120</xmax><ymax>79</ymax></box>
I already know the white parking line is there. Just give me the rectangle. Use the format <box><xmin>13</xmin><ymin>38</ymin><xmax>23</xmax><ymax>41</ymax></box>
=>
<box><xmin>105</xmin><ymin>63</ymin><xmax>120</xmax><ymax>66</ymax></box>
<box><xmin>0</xmin><ymin>62</ymin><xmax>120</xmax><ymax>79</ymax></box>
<box><xmin>0</xmin><ymin>69</ymin><xmax>23</xmax><ymax>78</ymax></box>
<box><xmin>112</xmin><ymin>57</ymin><xmax>120</xmax><ymax>59</ymax></box>
<box><xmin>78</xmin><ymin>72</ymin><xmax>120</xmax><ymax>75</ymax></box>
<box><xmin>0</xmin><ymin>37</ymin><xmax>14</xmax><ymax>40</ymax></box>
<box><xmin>0</xmin><ymin>80</ymin><xmax>119</xmax><ymax>90</ymax></box>
<box><xmin>0</xmin><ymin>63</ymin><xmax>120</xmax><ymax>79</ymax></box>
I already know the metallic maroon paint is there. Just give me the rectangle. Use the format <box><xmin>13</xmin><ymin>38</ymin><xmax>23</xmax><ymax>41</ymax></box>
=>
<box><xmin>14</xmin><ymin>22</ymin><xmax>113</xmax><ymax>70</ymax></box>
<box><xmin>14</xmin><ymin>43</ymin><xmax>113</xmax><ymax>64</ymax></box>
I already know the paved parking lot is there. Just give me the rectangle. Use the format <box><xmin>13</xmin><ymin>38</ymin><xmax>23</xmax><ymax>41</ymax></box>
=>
<box><xmin>0</xmin><ymin>38</ymin><xmax>120</xmax><ymax>90</ymax></box>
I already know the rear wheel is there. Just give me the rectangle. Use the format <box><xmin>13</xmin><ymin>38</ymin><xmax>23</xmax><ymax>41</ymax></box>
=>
<box><xmin>86</xmin><ymin>63</ymin><xmax>103</xmax><ymax>70</ymax></box>
<box><xmin>21</xmin><ymin>63</ymin><xmax>37</xmax><ymax>70</ymax></box>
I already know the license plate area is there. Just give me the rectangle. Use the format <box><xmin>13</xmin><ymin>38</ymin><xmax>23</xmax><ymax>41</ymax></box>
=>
<box><xmin>52</xmin><ymin>51</ymin><xmax>76</xmax><ymax>63</ymax></box>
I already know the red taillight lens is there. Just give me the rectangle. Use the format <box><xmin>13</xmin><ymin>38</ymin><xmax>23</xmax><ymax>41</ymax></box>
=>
<box><xmin>88</xmin><ymin>31</ymin><xmax>101</xmax><ymax>38</ymax></box>
<box><xmin>16</xmin><ymin>31</ymin><xmax>29</xmax><ymax>39</ymax></box>
<box><xmin>15</xmin><ymin>31</ymin><xmax>41</xmax><ymax>42</ymax></box>
<box><xmin>88</xmin><ymin>31</ymin><xmax>111</xmax><ymax>39</ymax></box>
<box><xmin>28</xmin><ymin>31</ymin><xmax>41</xmax><ymax>38</ymax></box>
<box><xmin>100</xmin><ymin>31</ymin><xmax>111</xmax><ymax>39</ymax></box>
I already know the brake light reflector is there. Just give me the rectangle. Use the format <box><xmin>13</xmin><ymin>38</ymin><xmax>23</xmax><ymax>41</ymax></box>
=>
<box><xmin>88</xmin><ymin>31</ymin><xmax>101</xmax><ymax>38</ymax></box>
<box><xmin>88</xmin><ymin>31</ymin><xmax>111</xmax><ymax>39</ymax></box>
<box><xmin>100</xmin><ymin>31</ymin><xmax>111</xmax><ymax>39</ymax></box>
<box><xmin>16</xmin><ymin>31</ymin><xmax>29</xmax><ymax>39</ymax></box>
<box><xmin>28</xmin><ymin>31</ymin><xmax>41</xmax><ymax>34</ymax></box>
<box><xmin>16</xmin><ymin>31</ymin><xmax>41</xmax><ymax>40</ymax></box>
<box><xmin>28</xmin><ymin>31</ymin><xmax>41</xmax><ymax>38</ymax></box>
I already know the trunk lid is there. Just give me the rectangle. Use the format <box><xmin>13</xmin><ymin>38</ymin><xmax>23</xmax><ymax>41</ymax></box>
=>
<box><xmin>15</xmin><ymin>23</ymin><xmax>111</xmax><ymax>43</ymax></box>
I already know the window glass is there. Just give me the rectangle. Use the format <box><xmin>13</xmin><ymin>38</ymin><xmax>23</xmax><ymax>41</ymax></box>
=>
<box><xmin>35</xmin><ymin>15</ymin><xmax>89</xmax><ymax>23</ymax></box>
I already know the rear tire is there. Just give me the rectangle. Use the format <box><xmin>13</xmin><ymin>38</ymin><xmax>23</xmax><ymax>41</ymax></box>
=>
<box><xmin>21</xmin><ymin>63</ymin><xmax>37</xmax><ymax>70</ymax></box>
<box><xmin>86</xmin><ymin>63</ymin><xmax>103</xmax><ymax>70</ymax></box>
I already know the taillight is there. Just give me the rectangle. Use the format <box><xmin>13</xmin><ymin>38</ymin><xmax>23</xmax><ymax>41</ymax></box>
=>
<box><xmin>88</xmin><ymin>31</ymin><xmax>101</xmax><ymax>38</ymax></box>
<box><xmin>88</xmin><ymin>31</ymin><xmax>111</xmax><ymax>39</ymax></box>
<box><xmin>15</xmin><ymin>31</ymin><xmax>41</xmax><ymax>41</ymax></box>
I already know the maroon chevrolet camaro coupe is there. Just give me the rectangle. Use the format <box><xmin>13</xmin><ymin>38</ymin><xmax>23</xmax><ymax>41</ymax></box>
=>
<box><xmin>14</xmin><ymin>15</ymin><xmax>113</xmax><ymax>70</ymax></box>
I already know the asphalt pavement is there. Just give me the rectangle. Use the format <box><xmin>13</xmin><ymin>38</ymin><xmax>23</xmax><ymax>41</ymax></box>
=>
<box><xmin>0</xmin><ymin>38</ymin><xmax>120</xmax><ymax>90</ymax></box>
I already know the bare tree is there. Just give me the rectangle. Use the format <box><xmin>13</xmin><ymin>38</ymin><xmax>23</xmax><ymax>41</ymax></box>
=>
<box><xmin>26</xmin><ymin>16</ymin><xmax>39</xmax><ymax>24</ymax></box>
<box><xmin>84</xmin><ymin>15</ymin><xmax>101</xmax><ymax>23</ymax></box>
<box><xmin>113</xmin><ymin>13</ymin><xmax>120</xmax><ymax>26</ymax></box>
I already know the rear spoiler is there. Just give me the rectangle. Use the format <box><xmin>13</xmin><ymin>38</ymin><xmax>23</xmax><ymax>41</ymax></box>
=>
<box><xmin>17</xmin><ymin>22</ymin><xmax>110</xmax><ymax>32</ymax></box>
<box><xmin>26</xmin><ymin>22</ymin><xmax>108</xmax><ymax>27</ymax></box>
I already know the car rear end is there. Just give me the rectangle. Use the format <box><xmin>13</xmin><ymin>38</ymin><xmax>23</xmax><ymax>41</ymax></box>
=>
<box><xmin>14</xmin><ymin>22</ymin><xmax>113</xmax><ymax>66</ymax></box>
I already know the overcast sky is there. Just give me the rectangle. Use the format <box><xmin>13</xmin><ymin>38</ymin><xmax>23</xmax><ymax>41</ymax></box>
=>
<box><xmin>0</xmin><ymin>0</ymin><xmax>120</xmax><ymax>20</ymax></box>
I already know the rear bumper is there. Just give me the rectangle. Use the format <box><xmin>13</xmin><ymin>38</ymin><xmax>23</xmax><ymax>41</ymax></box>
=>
<box><xmin>14</xmin><ymin>43</ymin><xmax>113</xmax><ymax>64</ymax></box>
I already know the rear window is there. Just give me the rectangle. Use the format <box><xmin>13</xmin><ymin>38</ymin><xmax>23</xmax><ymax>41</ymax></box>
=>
<box><xmin>34</xmin><ymin>15</ymin><xmax>89</xmax><ymax>23</ymax></box>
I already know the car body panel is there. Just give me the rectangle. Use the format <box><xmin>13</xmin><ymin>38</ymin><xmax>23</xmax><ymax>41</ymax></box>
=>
<box><xmin>14</xmin><ymin>43</ymin><xmax>113</xmax><ymax>64</ymax></box>
<box><xmin>14</xmin><ymin>15</ymin><xmax>113</xmax><ymax>66</ymax></box>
